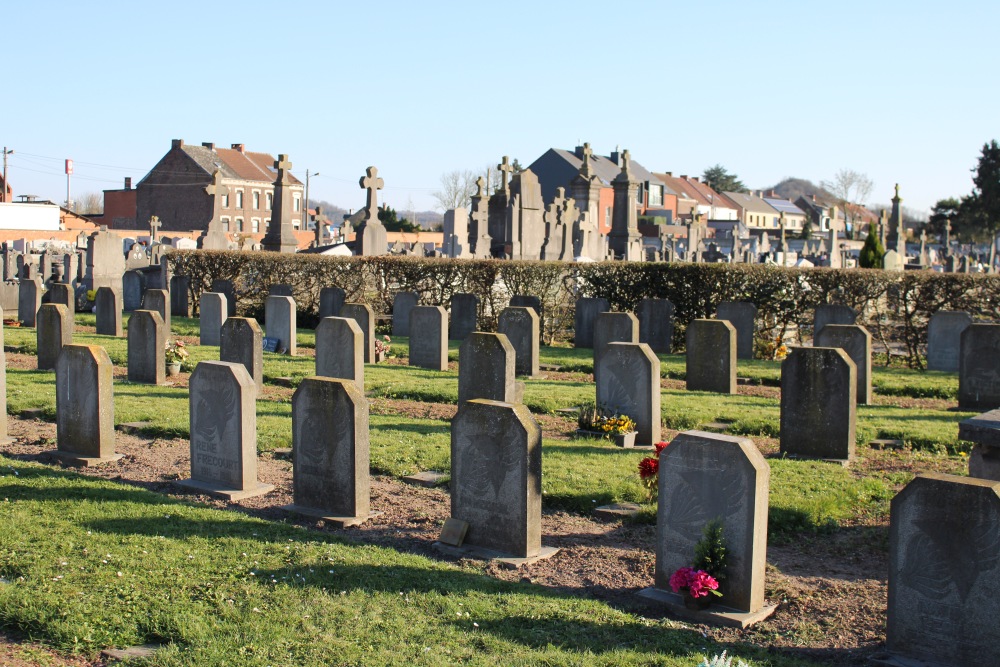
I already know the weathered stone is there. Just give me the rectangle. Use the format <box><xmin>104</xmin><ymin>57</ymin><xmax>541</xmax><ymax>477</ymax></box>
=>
<box><xmin>319</xmin><ymin>286</ymin><xmax>346</xmax><ymax>319</ymax></box>
<box><xmin>127</xmin><ymin>310</ymin><xmax>165</xmax><ymax>385</ymax></box>
<box><xmin>637</xmin><ymin>297</ymin><xmax>675</xmax><ymax>354</ymax></box>
<box><xmin>816</xmin><ymin>324</ymin><xmax>872</xmax><ymax>404</ymax></box>
<box><xmin>509</xmin><ymin>295</ymin><xmax>542</xmax><ymax>321</ymax></box>
<box><xmin>927</xmin><ymin>310</ymin><xmax>972</xmax><ymax>372</ymax></box>
<box><xmin>199</xmin><ymin>293</ymin><xmax>227</xmax><ymax>346</ymax></box>
<box><xmin>17</xmin><ymin>277</ymin><xmax>41</xmax><ymax>326</ymax></box>
<box><xmin>458</xmin><ymin>332</ymin><xmax>515</xmax><ymax>404</ymax></box>
<box><xmin>0</xmin><ymin>311</ymin><xmax>11</xmax><ymax>443</ymax></box>
<box><xmin>210</xmin><ymin>279</ymin><xmax>237</xmax><ymax>317</ymax></box>
<box><xmin>887</xmin><ymin>474</ymin><xmax>1000</xmax><ymax>666</ymax></box>
<box><xmin>449</xmin><ymin>293</ymin><xmax>479</xmax><ymax>340</ymax></box>
<box><xmin>268</xmin><ymin>284</ymin><xmax>293</xmax><ymax>297</ymax></box>
<box><xmin>780</xmin><ymin>347</ymin><xmax>857</xmax><ymax>461</ymax></box>
<box><xmin>574</xmin><ymin>297</ymin><xmax>610</xmax><ymax>348</ymax></box>
<box><xmin>94</xmin><ymin>287</ymin><xmax>123</xmax><ymax>337</ymax></box>
<box><xmin>36</xmin><ymin>304</ymin><xmax>73</xmax><ymax>370</ymax></box>
<box><xmin>498</xmin><ymin>307</ymin><xmax>539</xmax><ymax>377</ymax></box>
<box><xmin>391</xmin><ymin>291</ymin><xmax>418</xmax><ymax>337</ymax></box>
<box><xmin>220</xmin><ymin>317</ymin><xmax>263</xmax><ymax>391</ymax></box>
<box><xmin>959</xmin><ymin>324</ymin><xmax>1000</xmax><ymax>410</ymax></box>
<box><xmin>264</xmin><ymin>295</ymin><xmax>297</xmax><ymax>356</ymax></box>
<box><xmin>595</xmin><ymin>342</ymin><xmax>661</xmax><ymax>446</ymax></box>
<box><xmin>593</xmin><ymin>312</ymin><xmax>639</xmax><ymax>385</ymax></box>
<box><xmin>141</xmin><ymin>289</ymin><xmax>170</xmax><ymax>332</ymax></box>
<box><xmin>85</xmin><ymin>228</ymin><xmax>126</xmax><ymax>295</ymax></box>
<box><xmin>408</xmin><ymin>306</ymin><xmax>448</xmax><ymax>372</ymax></box>
<box><xmin>450</xmin><ymin>399</ymin><xmax>542</xmax><ymax>558</ymax></box>
<box><xmin>716</xmin><ymin>301</ymin><xmax>757</xmax><ymax>360</ymax></box>
<box><xmin>315</xmin><ymin>317</ymin><xmax>364</xmax><ymax>387</ymax></box>
<box><xmin>339</xmin><ymin>303</ymin><xmax>375</xmax><ymax>363</ymax></box>
<box><xmin>52</xmin><ymin>345</ymin><xmax>119</xmax><ymax>465</ymax></box>
<box><xmin>170</xmin><ymin>275</ymin><xmax>190</xmax><ymax>317</ymax></box>
<box><xmin>122</xmin><ymin>271</ymin><xmax>144</xmax><ymax>312</ymax></box>
<box><xmin>178</xmin><ymin>361</ymin><xmax>272</xmax><ymax>499</ymax></box>
<box><xmin>686</xmin><ymin>319</ymin><xmax>736</xmax><ymax>394</ymax></box>
<box><xmin>285</xmin><ymin>377</ymin><xmax>370</xmax><ymax>525</ymax></box>
<box><xmin>813</xmin><ymin>304</ymin><xmax>856</xmax><ymax>337</ymax></box>
<box><xmin>46</xmin><ymin>283</ymin><xmax>75</xmax><ymax>319</ymax></box>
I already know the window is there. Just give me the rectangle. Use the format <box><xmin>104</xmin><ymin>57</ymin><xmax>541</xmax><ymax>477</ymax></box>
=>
<box><xmin>221</xmin><ymin>194</ymin><xmax>229</xmax><ymax>208</ymax></box>
<box><xmin>294</xmin><ymin>195</ymin><xmax>301</xmax><ymax>212</ymax></box>
<box><xmin>648</xmin><ymin>184</ymin><xmax>663</xmax><ymax>207</ymax></box>
<box><xmin>253</xmin><ymin>191</ymin><xmax>260</xmax><ymax>210</ymax></box>
<box><xmin>236</xmin><ymin>191</ymin><xmax>244</xmax><ymax>208</ymax></box>
<box><xmin>264</xmin><ymin>219</ymin><xmax>270</xmax><ymax>232</ymax></box>
<box><xmin>252</xmin><ymin>218</ymin><xmax>260</xmax><ymax>233</ymax></box>
<box><xmin>605</xmin><ymin>206</ymin><xmax>612</xmax><ymax>225</ymax></box>
<box><xmin>236</xmin><ymin>218</ymin><xmax>244</xmax><ymax>232</ymax></box>
<box><xmin>221</xmin><ymin>216</ymin><xmax>230</xmax><ymax>232</ymax></box>
<box><xmin>266</xmin><ymin>192</ymin><xmax>273</xmax><ymax>210</ymax></box>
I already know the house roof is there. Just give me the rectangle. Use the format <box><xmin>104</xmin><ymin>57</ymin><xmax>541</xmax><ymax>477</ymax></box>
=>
<box><xmin>723</xmin><ymin>191</ymin><xmax>778</xmax><ymax>216</ymax></box>
<box><xmin>763</xmin><ymin>197</ymin><xmax>807</xmax><ymax>217</ymax></box>
<box><xmin>178</xmin><ymin>143</ymin><xmax>302</xmax><ymax>185</ymax></box>
<box><xmin>550</xmin><ymin>148</ymin><xmax>664</xmax><ymax>188</ymax></box>
<box><xmin>651</xmin><ymin>174</ymin><xmax>700</xmax><ymax>204</ymax></box>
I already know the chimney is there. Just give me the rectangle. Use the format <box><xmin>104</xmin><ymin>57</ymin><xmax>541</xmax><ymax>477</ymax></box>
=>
<box><xmin>574</xmin><ymin>145</ymin><xmax>585</xmax><ymax>159</ymax></box>
<box><xmin>693</xmin><ymin>176</ymin><xmax>700</xmax><ymax>183</ymax></box>
<box><xmin>610</xmin><ymin>150</ymin><xmax>621</xmax><ymax>165</ymax></box>
<box><xmin>202</xmin><ymin>142</ymin><xmax>215</xmax><ymax>150</ymax></box>
<box><xmin>681</xmin><ymin>175</ymin><xmax>689</xmax><ymax>180</ymax></box>
<box><xmin>811</xmin><ymin>194</ymin><xmax>817</xmax><ymax>202</ymax></box>
<box><xmin>231</xmin><ymin>143</ymin><xmax>245</xmax><ymax>153</ymax></box>
<box><xmin>171</xmin><ymin>139</ymin><xmax>184</xmax><ymax>149</ymax></box>
<box><xmin>665</xmin><ymin>171</ymin><xmax>672</xmax><ymax>177</ymax></box>
<box><xmin>124</xmin><ymin>177</ymin><xmax>132</xmax><ymax>190</ymax></box>
<box><xmin>769</xmin><ymin>190</ymin><xmax>776</xmax><ymax>197</ymax></box>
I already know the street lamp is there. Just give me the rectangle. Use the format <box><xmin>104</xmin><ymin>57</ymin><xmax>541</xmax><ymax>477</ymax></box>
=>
<box><xmin>305</xmin><ymin>169</ymin><xmax>319</xmax><ymax>232</ymax></box>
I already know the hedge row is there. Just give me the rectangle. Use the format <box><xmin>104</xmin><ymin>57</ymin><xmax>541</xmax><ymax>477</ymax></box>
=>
<box><xmin>166</xmin><ymin>251</ymin><xmax>1000</xmax><ymax>368</ymax></box>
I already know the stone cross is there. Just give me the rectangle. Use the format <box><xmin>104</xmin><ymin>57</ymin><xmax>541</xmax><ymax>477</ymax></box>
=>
<box><xmin>879</xmin><ymin>209</ymin><xmax>889</xmax><ymax>248</ymax></box>
<box><xmin>498</xmin><ymin>156</ymin><xmax>513</xmax><ymax>192</ymax></box>
<box><xmin>204</xmin><ymin>170</ymin><xmax>224</xmax><ymax>197</ymax></box>
<box><xmin>945</xmin><ymin>218</ymin><xmax>952</xmax><ymax>250</ymax></box>
<box><xmin>360</xmin><ymin>166</ymin><xmax>384</xmax><ymax>222</ymax></box>
<box><xmin>474</xmin><ymin>176</ymin><xmax>486</xmax><ymax>198</ymax></box>
<box><xmin>274</xmin><ymin>154</ymin><xmax>293</xmax><ymax>175</ymax></box>
<box><xmin>580</xmin><ymin>143</ymin><xmax>594</xmax><ymax>178</ymax></box>
<box><xmin>148</xmin><ymin>215</ymin><xmax>161</xmax><ymax>243</ymax></box>
<box><xmin>619</xmin><ymin>149</ymin><xmax>632</xmax><ymax>178</ymax></box>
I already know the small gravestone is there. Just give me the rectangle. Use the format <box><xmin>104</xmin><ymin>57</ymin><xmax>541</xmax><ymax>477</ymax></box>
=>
<box><xmin>510</xmin><ymin>295</ymin><xmax>542</xmax><ymax>320</ymax></box>
<box><xmin>816</xmin><ymin>324</ymin><xmax>872</xmax><ymax>404</ymax></box>
<box><xmin>959</xmin><ymin>324</ymin><xmax>1000</xmax><ymax>410</ymax></box>
<box><xmin>50</xmin><ymin>345</ymin><xmax>120</xmax><ymax>466</ymax></box>
<box><xmin>574</xmin><ymin>297</ymin><xmax>610</xmax><ymax>348</ymax></box>
<box><xmin>283</xmin><ymin>377</ymin><xmax>371</xmax><ymax>527</ymax></box>
<box><xmin>36</xmin><ymin>304</ymin><xmax>73</xmax><ymax>370</ymax></box>
<box><xmin>122</xmin><ymin>270</ymin><xmax>144</xmax><ymax>312</ymax></box>
<box><xmin>178</xmin><ymin>361</ymin><xmax>272</xmax><ymax>500</ymax></box>
<box><xmin>458</xmin><ymin>332</ymin><xmax>516</xmax><ymax>404</ymax></box>
<box><xmin>220</xmin><ymin>317</ymin><xmax>263</xmax><ymax>391</ymax></box>
<box><xmin>596</xmin><ymin>342</ymin><xmax>661</xmax><ymax>446</ymax></box>
<box><xmin>18</xmin><ymin>277</ymin><xmax>41</xmax><ymax>326</ymax></box>
<box><xmin>170</xmin><ymin>275</ymin><xmax>190</xmax><ymax>317</ymax></box>
<box><xmin>210</xmin><ymin>279</ymin><xmax>237</xmax><ymax>317</ymax></box>
<box><xmin>391</xmin><ymin>291</ymin><xmax>418</xmax><ymax>337</ymax></box>
<box><xmin>319</xmin><ymin>286</ymin><xmax>346</xmax><ymax>319</ymax></box>
<box><xmin>640</xmin><ymin>431</ymin><xmax>775</xmax><ymax>627</ymax></box>
<box><xmin>593</xmin><ymin>312</ymin><xmax>639</xmax><ymax>385</ymax></box>
<box><xmin>339</xmin><ymin>303</ymin><xmax>375</xmax><ymax>363</ymax></box>
<box><xmin>959</xmin><ymin>409</ymin><xmax>1000</xmax><ymax>481</ymax></box>
<box><xmin>46</xmin><ymin>283</ymin><xmax>75</xmax><ymax>319</ymax></box>
<box><xmin>449</xmin><ymin>293</ymin><xmax>479</xmax><ymax>340</ymax></box>
<box><xmin>95</xmin><ymin>287</ymin><xmax>123</xmax><ymax>337</ymax></box>
<box><xmin>127</xmin><ymin>310</ymin><xmax>165</xmax><ymax>385</ymax></box>
<box><xmin>638</xmin><ymin>297</ymin><xmax>675</xmax><ymax>354</ymax></box>
<box><xmin>686</xmin><ymin>319</ymin><xmax>736</xmax><ymax>394</ymax></box>
<box><xmin>716</xmin><ymin>301</ymin><xmax>757</xmax><ymax>360</ymax></box>
<box><xmin>498</xmin><ymin>307</ymin><xmax>540</xmax><ymax>378</ymax></box>
<box><xmin>0</xmin><ymin>312</ymin><xmax>11</xmax><ymax>443</ymax></box>
<box><xmin>268</xmin><ymin>284</ymin><xmax>293</xmax><ymax>297</ymax></box>
<box><xmin>886</xmin><ymin>473</ymin><xmax>1000</xmax><ymax>666</ymax></box>
<box><xmin>409</xmin><ymin>306</ymin><xmax>448</xmax><ymax>371</ymax></box>
<box><xmin>780</xmin><ymin>347</ymin><xmax>857</xmax><ymax>462</ymax></box>
<box><xmin>883</xmin><ymin>249</ymin><xmax>904</xmax><ymax>271</ymax></box>
<box><xmin>813</xmin><ymin>304</ymin><xmax>857</xmax><ymax>337</ymax></box>
<box><xmin>315</xmin><ymin>317</ymin><xmax>364</xmax><ymax>387</ymax></box>
<box><xmin>264</xmin><ymin>295</ymin><xmax>297</xmax><ymax>356</ymax></box>
<box><xmin>141</xmin><ymin>288</ymin><xmax>170</xmax><ymax>332</ymax></box>
<box><xmin>927</xmin><ymin>310</ymin><xmax>972</xmax><ymax>372</ymax></box>
<box><xmin>449</xmin><ymin>399</ymin><xmax>554</xmax><ymax>561</ymax></box>
<box><xmin>199</xmin><ymin>292</ymin><xmax>228</xmax><ymax>346</ymax></box>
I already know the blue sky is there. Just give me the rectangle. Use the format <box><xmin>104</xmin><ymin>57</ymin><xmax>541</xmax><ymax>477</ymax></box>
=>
<box><xmin>3</xmin><ymin>1</ymin><xmax>997</xmax><ymax>215</ymax></box>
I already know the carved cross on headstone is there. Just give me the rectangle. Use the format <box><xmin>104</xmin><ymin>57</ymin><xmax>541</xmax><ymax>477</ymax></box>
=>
<box><xmin>148</xmin><ymin>215</ymin><xmax>161</xmax><ymax>243</ymax></box>
<box><xmin>580</xmin><ymin>143</ymin><xmax>594</xmax><ymax>178</ymax></box>
<box><xmin>498</xmin><ymin>156</ymin><xmax>513</xmax><ymax>192</ymax></box>
<box><xmin>619</xmin><ymin>149</ymin><xmax>632</xmax><ymax>178</ymax></box>
<box><xmin>360</xmin><ymin>166</ymin><xmax>384</xmax><ymax>222</ymax></box>
<box><xmin>474</xmin><ymin>176</ymin><xmax>486</xmax><ymax>199</ymax></box>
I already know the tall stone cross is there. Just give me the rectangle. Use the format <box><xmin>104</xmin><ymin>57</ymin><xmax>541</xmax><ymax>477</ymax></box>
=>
<box><xmin>619</xmin><ymin>149</ymin><xmax>632</xmax><ymax>178</ymax></box>
<box><xmin>579</xmin><ymin>143</ymin><xmax>594</xmax><ymax>178</ymax></box>
<box><xmin>148</xmin><ymin>215</ymin><xmax>161</xmax><ymax>243</ymax></box>
<box><xmin>944</xmin><ymin>218</ymin><xmax>952</xmax><ymax>249</ymax></box>
<box><xmin>274</xmin><ymin>154</ymin><xmax>293</xmax><ymax>179</ymax></box>
<box><xmin>779</xmin><ymin>212</ymin><xmax>787</xmax><ymax>250</ymax></box>
<box><xmin>474</xmin><ymin>176</ymin><xmax>486</xmax><ymax>198</ymax></box>
<box><xmin>879</xmin><ymin>209</ymin><xmax>888</xmax><ymax>247</ymax></box>
<box><xmin>360</xmin><ymin>166</ymin><xmax>384</xmax><ymax>223</ymax></box>
<box><xmin>498</xmin><ymin>156</ymin><xmax>513</xmax><ymax>192</ymax></box>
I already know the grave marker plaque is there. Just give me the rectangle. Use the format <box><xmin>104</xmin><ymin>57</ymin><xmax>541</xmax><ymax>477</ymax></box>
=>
<box><xmin>409</xmin><ymin>306</ymin><xmax>448</xmax><ymax>372</ymax></box>
<box><xmin>51</xmin><ymin>345</ymin><xmax>120</xmax><ymax>466</ymax></box>
<box><xmin>596</xmin><ymin>342</ymin><xmax>661</xmax><ymax>446</ymax></box>
<box><xmin>315</xmin><ymin>317</ymin><xmax>364</xmax><ymax>387</ymax></box>
<box><xmin>780</xmin><ymin>347</ymin><xmax>856</xmax><ymax>462</ymax></box>
<box><xmin>686</xmin><ymin>319</ymin><xmax>736</xmax><ymax>394</ymax></box>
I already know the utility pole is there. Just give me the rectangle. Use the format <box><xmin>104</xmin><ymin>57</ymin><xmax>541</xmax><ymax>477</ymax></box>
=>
<box><xmin>305</xmin><ymin>169</ymin><xmax>319</xmax><ymax>238</ymax></box>
<box><xmin>65</xmin><ymin>159</ymin><xmax>74</xmax><ymax>211</ymax></box>
<box><xmin>1</xmin><ymin>147</ymin><xmax>12</xmax><ymax>202</ymax></box>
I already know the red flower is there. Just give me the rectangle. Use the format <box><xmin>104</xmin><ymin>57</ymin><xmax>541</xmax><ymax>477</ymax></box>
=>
<box><xmin>654</xmin><ymin>441</ymin><xmax>669</xmax><ymax>454</ymax></box>
<box><xmin>638</xmin><ymin>456</ymin><xmax>659</xmax><ymax>479</ymax></box>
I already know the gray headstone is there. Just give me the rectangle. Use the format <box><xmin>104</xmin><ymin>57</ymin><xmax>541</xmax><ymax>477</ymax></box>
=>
<box><xmin>18</xmin><ymin>277</ymin><xmax>41</xmax><ymax>326</ymax></box>
<box><xmin>883</xmin><ymin>249</ymin><xmax>904</xmax><ymax>271</ymax></box>
<box><xmin>408</xmin><ymin>306</ymin><xmax>448</xmax><ymax>372</ymax></box>
<box><xmin>220</xmin><ymin>317</ymin><xmax>263</xmax><ymax>392</ymax></box>
<box><xmin>264</xmin><ymin>295</ymin><xmax>297</xmax><ymax>356</ymax></box>
<box><xmin>127</xmin><ymin>310</ymin><xmax>165</xmax><ymax>385</ymax></box>
<box><xmin>199</xmin><ymin>293</ymin><xmax>228</xmax><ymax>346</ymax></box>
<box><xmin>170</xmin><ymin>275</ymin><xmax>190</xmax><ymax>317</ymax></box>
<box><xmin>887</xmin><ymin>473</ymin><xmax>1000</xmax><ymax>666</ymax></box>
<box><xmin>46</xmin><ymin>283</ymin><xmax>75</xmax><ymax>319</ymax></box>
<box><xmin>36</xmin><ymin>303</ymin><xmax>73</xmax><ymax>370</ymax></box>
<box><xmin>268</xmin><ymin>284</ymin><xmax>293</xmax><ymax>297</ymax></box>
<box><xmin>339</xmin><ymin>303</ymin><xmax>375</xmax><ymax>363</ymax></box>
<box><xmin>593</xmin><ymin>312</ymin><xmax>639</xmax><ymax>385</ymax></box>
<box><xmin>94</xmin><ymin>287</ymin><xmax>123</xmax><ymax>337</ymax></box>
<box><xmin>122</xmin><ymin>271</ymin><xmax>144</xmax><ymax>312</ymax></box>
<box><xmin>54</xmin><ymin>345</ymin><xmax>117</xmax><ymax>463</ymax></box>
<box><xmin>815</xmin><ymin>324</ymin><xmax>872</xmax><ymax>404</ymax></box>
<box><xmin>637</xmin><ymin>297</ymin><xmax>675</xmax><ymax>354</ymax></box>
<box><xmin>596</xmin><ymin>342</ymin><xmax>661</xmax><ymax>446</ymax></box>
<box><xmin>315</xmin><ymin>317</ymin><xmax>364</xmax><ymax>387</ymax></box>
<box><xmin>959</xmin><ymin>324</ymin><xmax>1000</xmax><ymax>410</ymax></box>
<box><xmin>210</xmin><ymin>279</ymin><xmax>237</xmax><ymax>317</ymax></box>
<box><xmin>450</xmin><ymin>399</ymin><xmax>542</xmax><ymax>558</ymax></box>
<box><xmin>391</xmin><ymin>291</ymin><xmax>418</xmax><ymax>337</ymax></box>
<box><xmin>141</xmin><ymin>288</ymin><xmax>170</xmax><ymax>332</ymax></box>
<box><xmin>686</xmin><ymin>319</ymin><xmax>736</xmax><ymax>394</ymax></box>
<box><xmin>319</xmin><ymin>286</ymin><xmax>346</xmax><ymax>319</ymax></box>
<box><xmin>497</xmin><ymin>307</ymin><xmax>539</xmax><ymax>378</ymax></box>
<box><xmin>780</xmin><ymin>347</ymin><xmax>857</xmax><ymax>461</ymax></box>
<box><xmin>289</xmin><ymin>377</ymin><xmax>370</xmax><ymax>522</ymax></box>
<box><xmin>655</xmin><ymin>431</ymin><xmax>770</xmax><ymax>614</ymax></box>
<box><xmin>574</xmin><ymin>297</ymin><xmax>610</xmax><ymax>348</ymax></box>
<box><xmin>813</xmin><ymin>304</ymin><xmax>857</xmax><ymax>338</ymax></box>
<box><xmin>85</xmin><ymin>228</ymin><xmax>126</xmax><ymax>296</ymax></box>
<box><xmin>716</xmin><ymin>301</ymin><xmax>757</xmax><ymax>360</ymax></box>
<box><xmin>509</xmin><ymin>295</ymin><xmax>542</xmax><ymax>321</ymax></box>
<box><xmin>0</xmin><ymin>312</ymin><xmax>8</xmax><ymax>442</ymax></box>
<box><xmin>449</xmin><ymin>293</ymin><xmax>479</xmax><ymax>341</ymax></box>
<box><xmin>458</xmin><ymin>332</ymin><xmax>516</xmax><ymax>404</ymax></box>
<box><xmin>927</xmin><ymin>310</ymin><xmax>972</xmax><ymax>372</ymax></box>
<box><xmin>179</xmin><ymin>361</ymin><xmax>272</xmax><ymax>500</ymax></box>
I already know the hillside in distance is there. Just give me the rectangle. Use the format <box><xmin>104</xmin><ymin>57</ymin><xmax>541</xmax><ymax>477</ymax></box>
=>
<box><xmin>762</xmin><ymin>177</ymin><xmax>832</xmax><ymax>203</ymax></box>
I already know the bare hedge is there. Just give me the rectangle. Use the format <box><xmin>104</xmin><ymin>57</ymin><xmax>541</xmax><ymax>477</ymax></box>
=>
<box><xmin>166</xmin><ymin>250</ymin><xmax>1000</xmax><ymax>368</ymax></box>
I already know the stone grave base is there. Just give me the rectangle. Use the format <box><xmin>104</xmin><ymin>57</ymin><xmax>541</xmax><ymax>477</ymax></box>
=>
<box><xmin>280</xmin><ymin>504</ymin><xmax>383</xmax><ymax>529</ymax></box>
<box><xmin>175</xmin><ymin>478</ymin><xmax>274</xmax><ymax>501</ymax></box>
<box><xmin>402</xmin><ymin>471</ymin><xmax>448</xmax><ymax>487</ymax></box>
<box><xmin>869</xmin><ymin>654</ymin><xmax>944</xmax><ymax>667</ymax></box>
<box><xmin>433</xmin><ymin>542</ymin><xmax>560</xmax><ymax>569</ymax></box>
<box><xmin>593</xmin><ymin>502</ymin><xmax>642</xmax><ymax>521</ymax></box>
<box><xmin>969</xmin><ymin>444</ymin><xmax>1000</xmax><ymax>481</ymax></box>
<box><xmin>101</xmin><ymin>644</ymin><xmax>162</xmax><ymax>661</ymax></box>
<box><xmin>637</xmin><ymin>587</ymin><xmax>776</xmax><ymax>629</ymax></box>
<box><xmin>779</xmin><ymin>453</ymin><xmax>851</xmax><ymax>467</ymax></box>
<box><xmin>117</xmin><ymin>421</ymin><xmax>152</xmax><ymax>434</ymax></box>
<box><xmin>45</xmin><ymin>450</ymin><xmax>123</xmax><ymax>468</ymax></box>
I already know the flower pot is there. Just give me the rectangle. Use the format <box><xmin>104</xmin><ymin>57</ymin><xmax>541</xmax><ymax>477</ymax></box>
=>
<box><xmin>613</xmin><ymin>431</ymin><xmax>638</xmax><ymax>448</ymax></box>
<box><xmin>683</xmin><ymin>591</ymin><xmax>712</xmax><ymax>610</ymax></box>
<box><xmin>166</xmin><ymin>362</ymin><xmax>182</xmax><ymax>377</ymax></box>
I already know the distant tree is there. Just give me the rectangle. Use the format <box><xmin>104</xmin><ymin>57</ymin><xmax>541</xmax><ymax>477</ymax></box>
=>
<box><xmin>511</xmin><ymin>158</ymin><xmax>524</xmax><ymax>173</ymax></box>
<box><xmin>377</xmin><ymin>205</ymin><xmax>420</xmax><ymax>232</ymax></box>
<box><xmin>927</xmin><ymin>197</ymin><xmax>964</xmax><ymax>239</ymax></box>
<box><xmin>821</xmin><ymin>169</ymin><xmax>874</xmax><ymax>235</ymax></box>
<box><xmin>702</xmin><ymin>164</ymin><xmax>747</xmax><ymax>194</ymax></box>
<box><xmin>964</xmin><ymin>140</ymin><xmax>1000</xmax><ymax>242</ymax></box>
<box><xmin>858</xmin><ymin>229</ymin><xmax>885</xmax><ymax>268</ymax></box>
<box><xmin>800</xmin><ymin>220</ymin><xmax>813</xmax><ymax>240</ymax></box>
<box><xmin>431</xmin><ymin>169</ymin><xmax>478</xmax><ymax>211</ymax></box>
<box><xmin>76</xmin><ymin>192</ymin><xmax>103</xmax><ymax>215</ymax></box>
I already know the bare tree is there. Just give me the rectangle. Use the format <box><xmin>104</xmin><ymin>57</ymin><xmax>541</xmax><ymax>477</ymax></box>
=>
<box><xmin>821</xmin><ymin>169</ymin><xmax>874</xmax><ymax>234</ymax></box>
<box><xmin>431</xmin><ymin>169</ymin><xmax>478</xmax><ymax>211</ymax></box>
<box><xmin>75</xmin><ymin>191</ymin><xmax>104</xmax><ymax>215</ymax></box>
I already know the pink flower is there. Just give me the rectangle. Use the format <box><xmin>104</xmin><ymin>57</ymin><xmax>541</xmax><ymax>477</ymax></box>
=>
<box><xmin>669</xmin><ymin>567</ymin><xmax>695</xmax><ymax>593</ymax></box>
<box><xmin>668</xmin><ymin>567</ymin><xmax>719</xmax><ymax>597</ymax></box>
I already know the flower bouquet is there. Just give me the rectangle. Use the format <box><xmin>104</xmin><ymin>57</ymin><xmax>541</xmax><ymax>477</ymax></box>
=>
<box><xmin>164</xmin><ymin>340</ymin><xmax>189</xmax><ymax>375</ymax></box>
<box><xmin>638</xmin><ymin>441</ymin><xmax>669</xmax><ymax>500</ymax></box>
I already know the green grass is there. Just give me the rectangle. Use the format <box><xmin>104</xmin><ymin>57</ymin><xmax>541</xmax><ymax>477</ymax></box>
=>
<box><xmin>0</xmin><ymin>458</ymin><xmax>823</xmax><ymax>667</ymax></box>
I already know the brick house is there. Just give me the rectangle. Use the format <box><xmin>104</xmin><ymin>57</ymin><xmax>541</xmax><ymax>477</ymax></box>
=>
<box><xmin>133</xmin><ymin>139</ymin><xmax>303</xmax><ymax>234</ymax></box>
<box><xmin>94</xmin><ymin>177</ymin><xmax>137</xmax><ymax>228</ymax></box>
